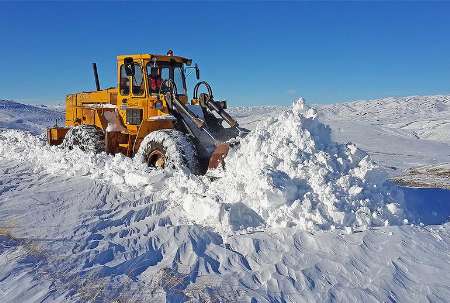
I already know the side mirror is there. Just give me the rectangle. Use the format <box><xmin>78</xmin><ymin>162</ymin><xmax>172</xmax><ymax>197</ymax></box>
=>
<box><xmin>124</xmin><ymin>57</ymin><xmax>135</xmax><ymax>77</ymax></box>
<box><xmin>195</xmin><ymin>64</ymin><xmax>200</xmax><ymax>80</ymax></box>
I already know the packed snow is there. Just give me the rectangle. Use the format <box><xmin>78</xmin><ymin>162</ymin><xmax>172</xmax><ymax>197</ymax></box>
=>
<box><xmin>0</xmin><ymin>96</ymin><xmax>449</xmax><ymax>302</ymax></box>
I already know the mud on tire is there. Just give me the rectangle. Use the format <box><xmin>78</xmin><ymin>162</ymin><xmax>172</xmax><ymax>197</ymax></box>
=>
<box><xmin>62</xmin><ymin>125</ymin><xmax>105</xmax><ymax>153</ymax></box>
<box><xmin>137</xmin><ymin>129</ymin><xmax>200</xmax><ymax>174</ymax></box>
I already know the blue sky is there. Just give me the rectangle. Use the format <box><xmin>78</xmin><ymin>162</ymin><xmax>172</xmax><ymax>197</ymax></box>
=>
<box><xmin>1</xmin><ymin>1</ymin><xmax>450</xmax><ymax>106</ymax></box>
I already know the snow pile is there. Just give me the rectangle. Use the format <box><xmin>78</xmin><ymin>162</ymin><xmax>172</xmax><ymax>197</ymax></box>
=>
<box><xmin>0</xmin><ymin>129</ymin><xmax>158</xmax><ymax>192</ymax></box>
<box><xmin>168</xmin><ymin>99</ymin><xmax>406</xmax><ymax>232</ymax></box>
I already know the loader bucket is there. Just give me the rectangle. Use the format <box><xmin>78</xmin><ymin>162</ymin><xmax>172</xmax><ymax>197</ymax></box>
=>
<box><xmin>208</xmin><ymin>143</ymin><xmax>230</xmax><ymax>170</ymax></box>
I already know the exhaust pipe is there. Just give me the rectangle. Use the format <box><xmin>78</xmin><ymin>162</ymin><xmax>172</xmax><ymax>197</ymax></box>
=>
<box><xmin>92</xmin><ymin>63</ymin><xmax>101</xmax><ymax>91</ymax></box>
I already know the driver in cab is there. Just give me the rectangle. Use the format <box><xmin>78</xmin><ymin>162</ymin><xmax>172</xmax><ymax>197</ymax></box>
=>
<box><xmin>149</xmin><ymin>67</ymin><xmax>162</xmax><ymax>93</ymax></box>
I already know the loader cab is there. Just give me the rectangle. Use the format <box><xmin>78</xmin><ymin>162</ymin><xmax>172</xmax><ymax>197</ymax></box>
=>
<box><xmin>117</xmin><ymin>54</ymin><xmax>189</xmax><ymax>99</ymax></box>
<box><xmin>116</xmin><ymin>53</ymin><xmax>192</xmax><ymax>137</ymax></box>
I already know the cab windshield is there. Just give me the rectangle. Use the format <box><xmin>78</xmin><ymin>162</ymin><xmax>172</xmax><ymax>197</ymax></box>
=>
<box><xmin>146</xmin><ymin>62</ymin><xmax>186</xmax><ymax>96</ymax></box>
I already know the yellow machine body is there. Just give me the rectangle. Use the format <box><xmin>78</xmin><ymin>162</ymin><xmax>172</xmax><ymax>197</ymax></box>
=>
<box><xmin>48</xmin><ymin>53</ymin><xmax>195</xmax><ymax>156</ymax></box>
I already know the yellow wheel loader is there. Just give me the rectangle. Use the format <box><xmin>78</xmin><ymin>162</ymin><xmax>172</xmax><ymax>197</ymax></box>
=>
<box><xmin>47</xmin><ymin>51</ymin><xmax>246</xmax><ymax>174</ymax></box>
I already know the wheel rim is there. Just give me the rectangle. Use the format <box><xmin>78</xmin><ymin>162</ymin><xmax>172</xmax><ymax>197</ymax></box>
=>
<box><xmin>148</xmin><ymin>149</ymin><xmax>166</xmax><ymax>169</ymax></box>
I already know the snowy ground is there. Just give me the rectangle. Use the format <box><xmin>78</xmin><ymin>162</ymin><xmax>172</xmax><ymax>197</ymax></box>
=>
<box><xmin>0</xmin><ymin>96</ymin><xmax>449</xmax><ymax>302</ymax></box>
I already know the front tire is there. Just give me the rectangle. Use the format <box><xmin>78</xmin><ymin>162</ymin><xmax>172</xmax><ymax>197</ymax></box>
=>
<box><xmin>137</xmin><ymin>129</ymin><xmax>200</xmax><ymax>174</ymax></box>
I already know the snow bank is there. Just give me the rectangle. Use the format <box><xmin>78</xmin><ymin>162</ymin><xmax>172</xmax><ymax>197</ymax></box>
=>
<box><xmin>166</xmin><ymin>99</ymin><xmax>406</xmax><ymax>232</ymax></box>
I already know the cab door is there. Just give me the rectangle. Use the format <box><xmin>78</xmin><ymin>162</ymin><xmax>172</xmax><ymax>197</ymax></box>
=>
<box><xmin>117</xmin><ymin>59</ymin><xmax>148</xmax><ymax>134</ymax></box>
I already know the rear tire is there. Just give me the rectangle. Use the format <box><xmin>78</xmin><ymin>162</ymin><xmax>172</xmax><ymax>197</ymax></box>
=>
<box><xmin>62</xmin><ymin>125</ymin><xmax>105</xmax><ymax>153</ymax></box>
<box><xmin>138</xmin><ymin>129</ymin><xmax>200</xmax><ymax>174</ymax></box>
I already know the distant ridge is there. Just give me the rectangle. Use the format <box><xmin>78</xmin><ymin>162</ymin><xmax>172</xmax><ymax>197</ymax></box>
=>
<box><xmin>0</xmin><ymin>99</ymin><xmax>65</xmax><ymax>134</ymax></box>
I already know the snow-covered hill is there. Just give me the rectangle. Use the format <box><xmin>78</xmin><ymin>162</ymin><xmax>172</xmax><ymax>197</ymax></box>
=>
<box><xmin>0</xmin><ymin>100</ymin><xmax>64</xmax><ymax>135</ymax></box>
<box><xmin>319</xmin><ymin>95</ymin><xmax>450</xmax><ymax>175</ymax></box>
<box><xmin>320</xmin><ymin>95</ymin><xmax>450</xmax><ymax>144</ymax></box>
<box><xmin>0</xmin><ymin>96</ymin><xmax>449</xmax><ymax>302</ymax></box>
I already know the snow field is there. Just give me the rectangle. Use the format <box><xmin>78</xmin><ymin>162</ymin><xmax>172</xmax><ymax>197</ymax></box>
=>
<box><xmin>0</xmin><ymin>97</ymin><xmax>450</xmax><ymax>302</ymax></box>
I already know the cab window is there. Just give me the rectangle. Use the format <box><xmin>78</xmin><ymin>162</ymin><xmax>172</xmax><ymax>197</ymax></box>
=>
<box><xmin>146</xmin><ymin>64</ymin><xmax>170</xmax><ymax>94</ymax></box>
<box><xmin>146</xmin><ymin>63</ymin><xmax>186</xmax><ymax>95</ymax></box>
<box><xmin>161</xmin><ymin>66</ymin><xmax>170</xmax><ymax>82</ymax></box>
<box><xmin>132</xmin><ymin>63</ymin><xmax>145</xmax><ymax>96</ymax></box>
<box><xmin>119</xmin><ymin>65</ymin><xmax>129</xmax><ymax>95</ymax></box>
<box><xmin>174</xmin><ymin>66</ymin><xmax>186</xmax><ymax>95</ymax></box>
